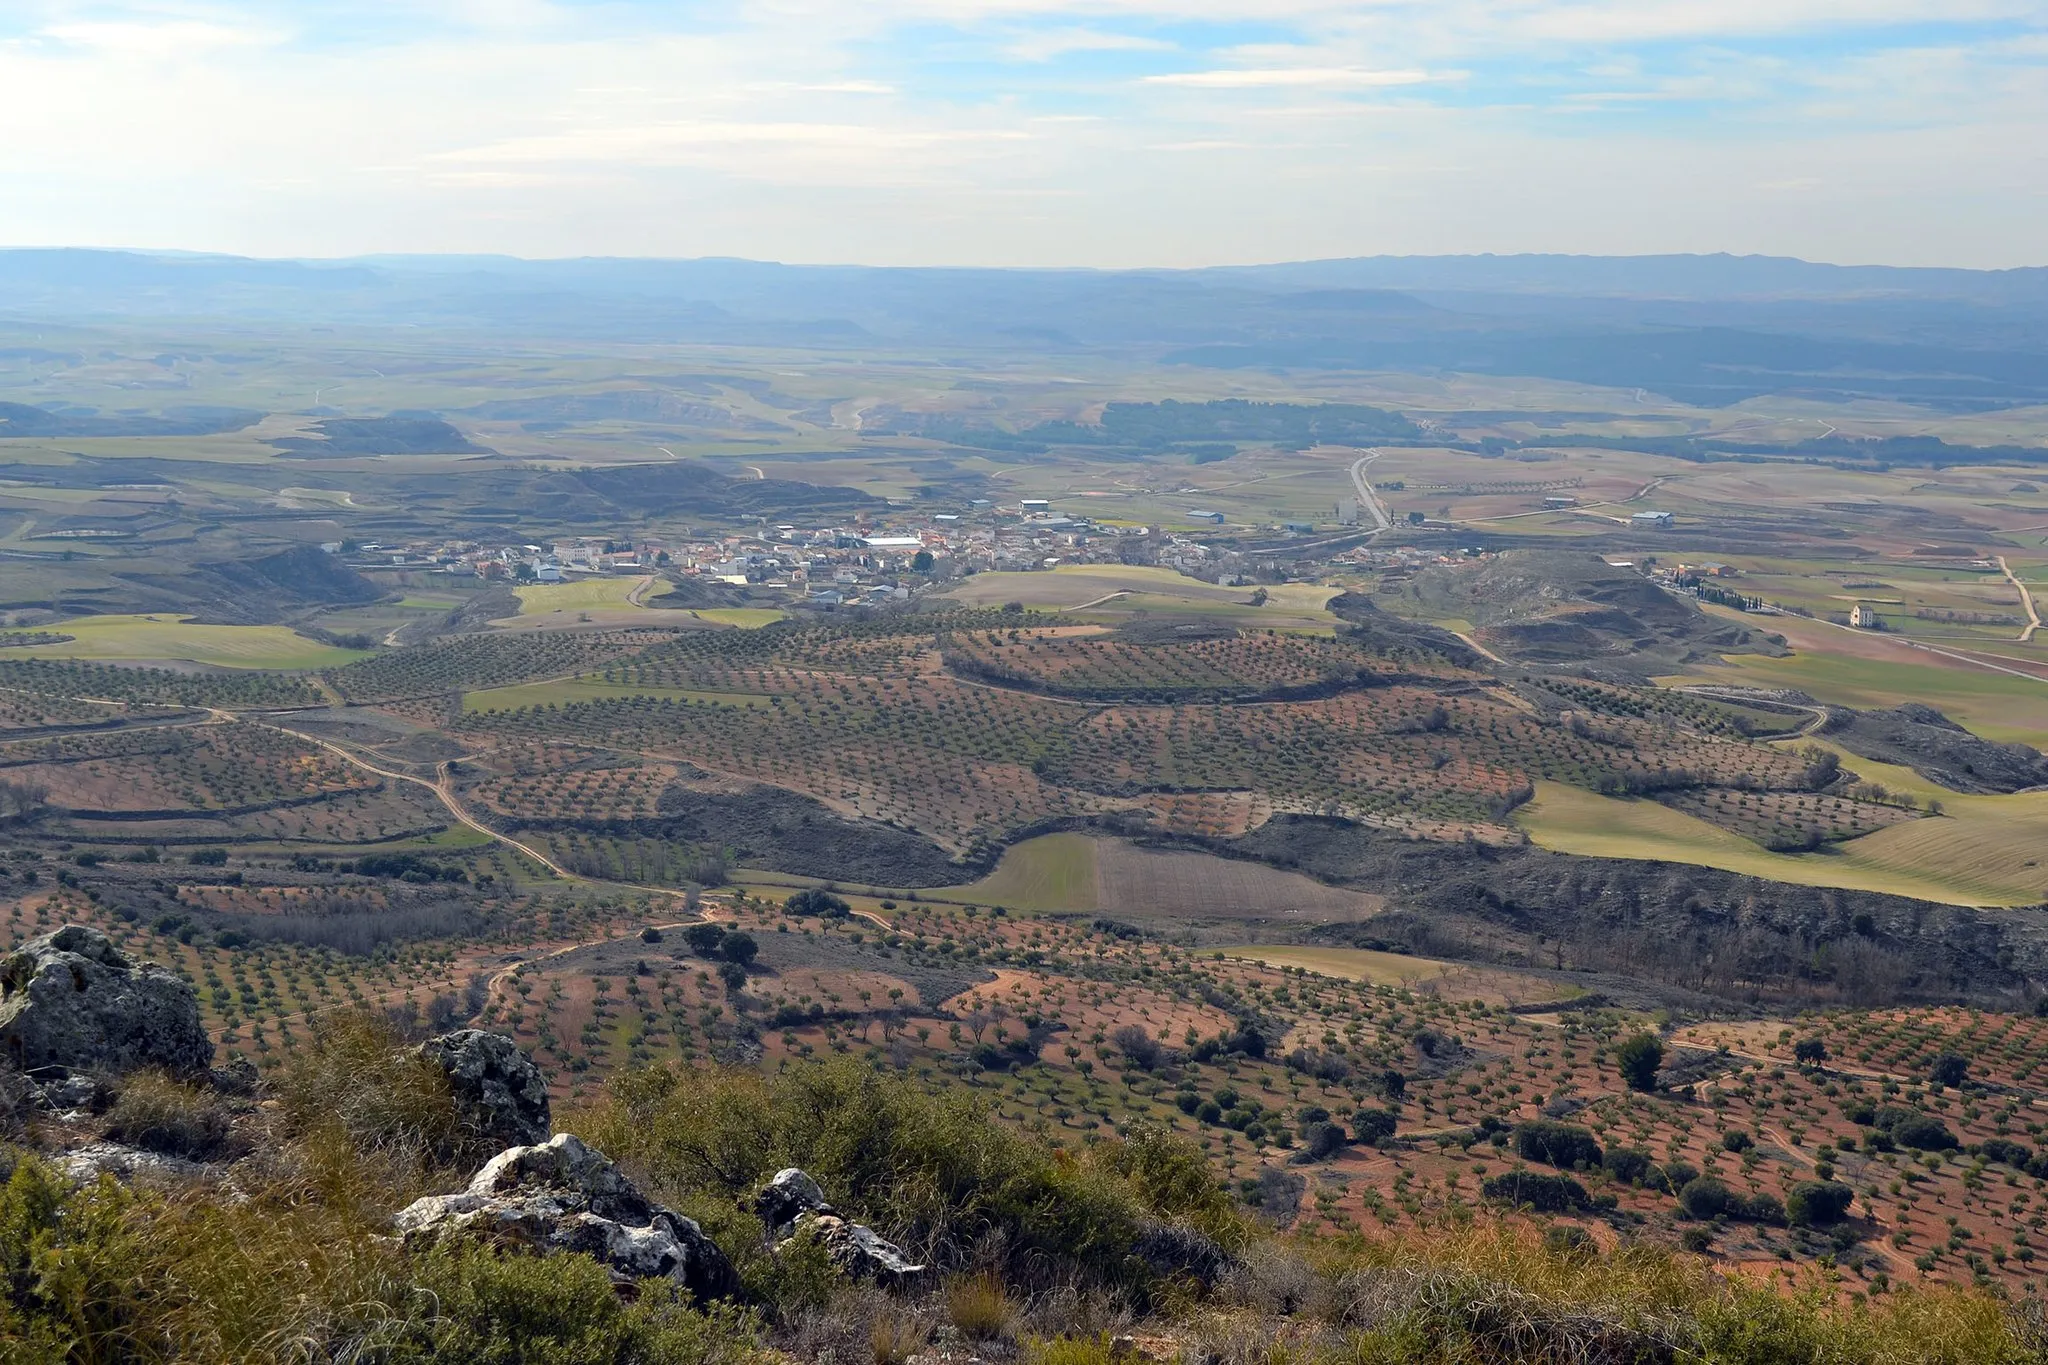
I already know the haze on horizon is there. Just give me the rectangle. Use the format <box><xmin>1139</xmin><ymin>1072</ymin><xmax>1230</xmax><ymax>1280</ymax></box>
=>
<box><xmin>1</xmin><ymin>0</ymin><xmax>2044</xmax><ymax>271</ymax></box>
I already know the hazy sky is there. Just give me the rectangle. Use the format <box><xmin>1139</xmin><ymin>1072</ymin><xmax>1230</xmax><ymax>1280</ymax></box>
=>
<box><xmin>2</xmin><ymin>1</ymin><xmax>2044</xmax><ymax>268</ymax></box>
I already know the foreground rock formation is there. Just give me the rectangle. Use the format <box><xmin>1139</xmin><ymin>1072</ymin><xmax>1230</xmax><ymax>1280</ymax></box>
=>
<box><xmin>754</xmin><ymin>1165</ymin><xmax>926</xmax><ymax>1280</ymax></box>
<box><xmin>0</xmin><ymin>926</ymin><xmax>212</xmax><ymax>1077</ymax></box>
<box><xmin>396</xmin><ymin>1133</ymin><xmax>737</xmax><ymax>1299</ymax></box>
<box><xmin>416</xmin><ymin>1027</ymin><xmax>552</xmax><ymax>1147</ymax></box>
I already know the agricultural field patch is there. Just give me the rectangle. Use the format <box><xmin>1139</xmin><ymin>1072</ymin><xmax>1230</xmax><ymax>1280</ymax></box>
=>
<box><xmin>5</xmin><ymin>614</ymin><xmax>370</xmax><ymax>669</ymax></box>
<box><xmin>1514</xmin><ymin>780</ymin><xmax>2028</xmax><ymax>906</ymax></box>
<box><xmin>325</xmin><ymin>627</ymin><xmax>675</xmax><ymax>702</ymax></box>
<box><xmin>2</xmin><ymin>720</ymin><xmax>377</xmax><ymax>817</ymax></box>
<box><xmin>942</xmin><ymin>623</ymin><xmax>1441</xmax><ymax>701</ymax></box>
<box><xmin>507</xmin><ymin>575</ymin><xmax>652</xmax><ymax>616</ymax></box>
<box><xmin>943</xmin><ymin>564</ymin><xmax>1341</xmax><ymax>630</ymax></box>
<box><xmin>940</xmin><ymin>833</ymin><xmax>1381</xmax><ymax>923</ymax></box>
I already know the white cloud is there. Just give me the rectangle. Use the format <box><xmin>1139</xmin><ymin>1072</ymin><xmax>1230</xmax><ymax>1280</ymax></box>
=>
<box><xmin>1142</xmin><ymin>66</ymin><xmax>1435</xmax><ymax>87</ymax></box>
<box><xmin>1005</xmin><ymin>26</ymin><xmax>1176</xmax><ymax>61</ymax></box>
<box><xmin>0</xmin><ymin>0</ymin><xmax>2041</xmax><ymax>265</ymax></box>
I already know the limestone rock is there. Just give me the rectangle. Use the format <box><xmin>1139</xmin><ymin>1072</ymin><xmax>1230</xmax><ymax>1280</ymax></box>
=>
<box><xmin>751</xmin><ymin>1165</ymin><xmax>925</xmax><ymax>1281</ymax></box>
<box><xmin>57</xmin><ymin>1140</ymin><xmax>212</xmax><ymax>1185</ymax></box>
<box><xmin>795</xmin><ymin>1212</ymin><xmax>927</xmax><ymax>1281</ymax></box>
<box><xmin>0</xmin><ymin>926</ymin><xmax>212</xmax><ymax>1078</ymax></box>
<box><xmin>754</xmin><ymin>1165</ymin><xmax>830</xmax><ymax>1234</ymax></box>
<box><xmin>416</xmin><ymin>1028</ymin><xmax>550</xmax><ymax>1147</ymax></box>
<box><xmin>395</xmin><ymin>1133</ymin><xmax>736</xmax><ymax>1300</ymax></box>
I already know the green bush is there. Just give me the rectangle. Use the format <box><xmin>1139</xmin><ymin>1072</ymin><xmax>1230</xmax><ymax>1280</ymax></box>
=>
<box><xmin>1480</xmin><ymin>1170</ymin><xmax>1587</xmax><ymax>1212</ymax></box>
<box><xmin>1679</xmin><ymin>1177</ymin><xmax>1732</xmax><ymax>1220</ymax></box>
<box><xmin>1892</xmin><ymin>1115</ymin><xmax>1958</xmax><ymax>1152</ymax></box>
<box><xmin>1351</xmin><ymin>1108</ymin><xmax>1397</xmax><ymax>1147</ymax></box>
<box><xmin>1786</xmin><ymin>1181</ymin><xmax>1855</xmax><ymax>1227</ymax></box>
<box><xmin>389</xmin><ymin>1245</ymin><xmax>765</xmax><ymax>1364</ymax></box>
<box><xmin>1602</xmin><ymin>1146</ymin><xmax>1652</xmax><ymax>1184</ymax></box>
<box><xmin>1615</xmin><ymin>1033</ymin><xmax>1664</xmax><ymax>1092</ymax></box>
<box><xmin>1513</xmin><ymin>1121</ymin><xmax>1602</xmax><ymax>1170</ymax></box>
<box><xmin>584</xmin><ymin>1060</ymin><xmax>1245</xmax><ymax>1286</ymax></box>
<box><xmin>0</xmin><ymin>1156</ymin><xmax>140</xmax><ymax>1357</ymax></box>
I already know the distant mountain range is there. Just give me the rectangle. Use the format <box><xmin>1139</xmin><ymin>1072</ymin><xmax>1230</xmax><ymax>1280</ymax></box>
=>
<box><xmin>3</xmin><ymin>249</ymin><xmax>2045</xmax><ymax>410</ymax></box>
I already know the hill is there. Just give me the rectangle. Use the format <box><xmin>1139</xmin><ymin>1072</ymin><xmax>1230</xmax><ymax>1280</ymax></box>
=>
<box><xmin>1391</xmin><ymin>550</ymin><xmax>1784</xmax><ymax>671</ymax></box>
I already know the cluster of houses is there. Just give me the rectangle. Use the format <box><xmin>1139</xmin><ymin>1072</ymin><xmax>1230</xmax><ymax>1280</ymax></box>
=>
<box><xmin>334</xmin><ymin>500</ymin><xmax>1209</xmax><ymax>605</ymax></box>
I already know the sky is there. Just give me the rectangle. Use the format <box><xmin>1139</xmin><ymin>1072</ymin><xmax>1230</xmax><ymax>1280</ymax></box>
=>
<box><xmin>1</xmin><ymin>0</ymin><xmax>2044</xmax><ymax>268</ymax></box>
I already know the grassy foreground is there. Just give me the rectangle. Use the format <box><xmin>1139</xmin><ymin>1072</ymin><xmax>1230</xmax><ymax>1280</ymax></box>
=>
<box><xmin>5</xmin><ymin>1017</ymin><xmax>2044</xmax><ymax>1364</ymax></box>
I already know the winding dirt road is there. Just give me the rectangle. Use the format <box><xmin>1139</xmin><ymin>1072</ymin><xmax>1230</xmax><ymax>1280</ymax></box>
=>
<box><xmin>1998</xmin><ymin>556</ymin><xmax>2040</xmax><ymax>642</ymax></box>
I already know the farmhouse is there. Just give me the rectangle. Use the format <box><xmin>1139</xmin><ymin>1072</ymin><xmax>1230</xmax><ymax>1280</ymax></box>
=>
<box><xmin>1187</xmin><ymin>510</ymin><xmax>1225</xmax><ymax>524</ymax></box>
<box><xmin>1849</xmin><ymin>603</ymin><xmax>1883</xmax><ymax>629</ymax></box>
<box><xmin>1631</xmin><ymin>510</ymin><xmax>1674</xmax><ymax>527</ymax></box>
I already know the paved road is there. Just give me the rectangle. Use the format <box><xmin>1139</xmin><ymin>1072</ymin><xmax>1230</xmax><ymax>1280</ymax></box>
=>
<box><xmin>1347</xmin><ymin>450</ymin><xmax>1395</xmax><ymax>538</ymax></box>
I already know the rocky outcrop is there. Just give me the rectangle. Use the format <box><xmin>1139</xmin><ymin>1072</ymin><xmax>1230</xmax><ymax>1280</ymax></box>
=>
<box><xmin>395</xmin><ymin>1133</ymin><xmax>735</xmax><ymax>1300</ymax></box>
<box><xmin>754</xmin><ymin>1166</ymin><xmax>831</xmax><ymax>1237</ymax></box>
<box><xmin>416</xmin><ymin>1029</ymin><xmax>550</xmax><ymax>1148</ymax></box>
<box><xmin>752</xmin><ymin>1165</ymin><xmax>926</xmax><ymax>1281</ymax></box>
<box><xmin>0</xmin><ymin>926</ymin><xmax>212</xmax><ymax>1078</ymax></box>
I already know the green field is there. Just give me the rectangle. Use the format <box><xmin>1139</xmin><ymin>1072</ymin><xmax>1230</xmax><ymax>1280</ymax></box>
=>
<box><xmin>943</xmin><ymin>565</ymin><xmax>1339</xmax><ymax>631</ymax></box>
<box><xmin>936</xmin><ymin>833</ymin><xmax>1100</xmax><ymax>912</ymax></box>
<box><xmin>1673</xmin><ymin>644</ymin><xmax>2048</xmax><ymax>749</ymax></box>
<box><xmin>10</xmin><ymin>615</ymin><xmax>370</xmax><ymax>669</ymax></box>
<box><xmin>1515</xmin><ymin>779</ymin><xmax>2043</xmax><ymax>907</ymax></box>
<box><xmin>689</xmin><ymin>608</ymin><xmax>785</xmax><ymax>628</ymax></box>
<box><xmin>510</xmin><ymin>576</ymin><xmax>650</xmax><ymax>615</ymax></box>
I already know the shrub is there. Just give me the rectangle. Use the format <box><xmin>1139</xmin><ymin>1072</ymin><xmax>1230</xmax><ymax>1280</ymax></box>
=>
<box><xmin>1737</xmin><ymin>1193</ymin><xmax>1786</xmax><ymax>1226</ymax></box>
<box><xmin>870</xmin><ymin>1308</ymin><xmax>931</xmax><ymax>1365</ymax></box>
<box><xmin>1026</xmin><ymin>1337</ymin><xmax>1123</xmax><ymax>1365</ymax></box>
<box><xmin>1513</xmin><ymin>1120</ymin><xmax>1602</xmax><ymax>1170</ymax></box>
<box><xmin>1352</xmin><ymin>1108</ymin><xmax>1398</xmax><ymax>1147</ymax></box>
<box><xmin>1542</xmin><ymin>1225</ymin><xmax>1597</xmax><ymax>1261</ymax></box>
<box><xmin>1679</xmin><ymin>1177</ymin><xmax>1733</xmax><ymax>1220</ymax></box>
<box><xmin>1893</xmin><ymin>1115</ymin><xmax>1959</xmax><ymax>1151</ymax></box>
<box><xmin>1615</xmin><ymin>1033</ymin><xmax>1664</xmax><ymax>1092</ymax></box>
<box><xmin>1602</xmin><ymin>1146</ymin><xmax>1652</xmax><ymax>1185</ymax></box>
<box><xmin>395</xmin><ymin>1244</ymin><xmax>766</xmax><ymax>1364</ymax></box>
<box><xmin>945</xmin><ymin>1271</ymin><xmax>1016</xmax><ymax>1340</ymax></box>
<box><xmin>785</xmin><ymin>889</ymin><xmax>851</xmax><ymax>919</ymax></box>
<box><xmin>1481</xmin><ymin>1170</ymin><xmax>1588</xmax><ymax>1213</ymax></box>
<box><xmin>1680</xmin><ymin>1226</ymin><xmax>1714</xmax><ymax>1253</ymax></box>
<box><xmin>1979</xmin><ymin>1138</ymin><xmax>2033</xmax><ymax>1169</ymax></box>
<box><xmin>103</xmin><ymin>1072</ymin><xmax>240</xmax><ymax>1161</ymax></box>
<box><xmin>1302</xmin><ymin>1121</ymin><xmax>1347</xmax><ymax>1160</ymax></box>
<box><xmin>585</xmin><ymin>1060</ymin><xmax>1246</xmax><ymax>1285</ymax></box>
<box><xmin>278</xmin><ymin>1011</ymin><xmax>469</xmax><ymax>1165</ymax></box>
<box><xmin>1787</xmin><ymin>1181</ymin><xmax>1855</xmax><ymax>1227</ymax></box>
<box><xmin>1653</xmin><ymin>1160</ymin><xmax>1699</xmax><ymax>1195</ymax></box>
<box><xmin>1111</xmin><ymin>1025</ymin><xmax>1164</xmax><ymax>1071</ymax></box>
<box><xmin>1721</xmin><ymin>1129</ymin><xmax>1754</xmax><ymax>1153</ymax></box>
